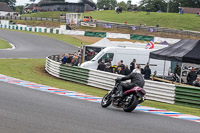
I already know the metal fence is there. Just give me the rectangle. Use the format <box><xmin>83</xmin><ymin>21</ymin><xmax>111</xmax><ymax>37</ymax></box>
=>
<box><xmin>0</xmin><ymin>16</ymin><xmax>66</xmax><ymax>23</ymax></box>
<box><xmin>1</xmin><ymin>15</ymin><xmax>200</xmax><ymax>38</ymax></box>
<box><xmin>93</xmin><ymin>21</ymin><xmax>200</xmax><ymax>38</ymax></box>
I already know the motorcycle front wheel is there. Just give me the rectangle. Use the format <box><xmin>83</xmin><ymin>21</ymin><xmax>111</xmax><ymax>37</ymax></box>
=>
<box><xmin>123</xmin><ymin>95</ymin><xmax>138</xmax><ymax>112</ymax></box>
<box><xmin>101</xmin><ymin>93</ymin><xmax>112</xmax><ymax>108</ymax></box>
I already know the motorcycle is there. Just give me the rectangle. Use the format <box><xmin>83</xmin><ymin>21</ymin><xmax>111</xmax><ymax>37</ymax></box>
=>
<box><xmin>101</xmin><ymin>80</ymin><xmax>146</xmax><ymax>112</ymax></box>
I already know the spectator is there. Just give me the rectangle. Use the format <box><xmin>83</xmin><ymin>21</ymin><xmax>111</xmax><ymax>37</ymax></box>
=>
<box><xmin>174</xmin><ymin>64</ymin><xmax>181</xmax><ymax>77</ymax></box>
<box><xmin>105</xmin><ymin>59</ymin><xmax>112</xmax><ymax>73</ymax></box>
<box><xmin>133</xmin><ymin>64</ymin><xmax>141</xmax><ymax>74</ymax></box>
<box><xmin>130</xmin><ymin>58</ymin><xmax>136</xmax><ymax>72</ymax></box>
<box><xmin>193</xmin><ymin>77</ymin><xmax>200</xmax><ymax>87</ymax></box>
<box><xmin>146</xmin><ymin>8</ymin><xmax>150</xmax><ymax>15</ymax></box>
<box><xmin>97</xmin><ymin>61</ymin><xmax>106</xmax><ymax>71</ymax></box>
<box><xmin>187</xmin><ymin>67</ymin><xmax>197</xmax><ymax>85</ymax></box>
<box><xmin>120</xmin><ymin>60</ymin><xmax>125</xmax><ymax>70</ymax></box>
<box><xmin>143</xmin><ymin>63</ymin><xmax>151</xmax><ymax>80</ymax></box>
<box><xmin>65</xmin><ymin>54</ymin><xmax>72</xmax><ymax>64</ymax></box>
<box><xmin>124</xmin><ymin>65</ymin><xmax>131</xmax><ymax>75</ymax></box>
<box><xmin>115</xmin><ymin>66</ymin><xmax>124</xmax><ymax>75</ymax></box>
<box><xmin>71</xmin><ymin>58</ymin><xmax>78</xmax><ymax>66</ymax></box>
<box><xmin>71</xmin><ymin>52</ymin><xmax>79</xmax><ymax>66</ymax></box>
<box><xmin>61</xmin><ymin>54</ymin><xmax>67</xmax><ymax>64</ymax></box>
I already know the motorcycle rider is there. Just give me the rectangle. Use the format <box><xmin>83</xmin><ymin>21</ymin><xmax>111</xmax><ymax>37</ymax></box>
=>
<box><xmin>115</xmin><ymin>64</ymin><xmax>145</xmax><ymax>97</ymax></box>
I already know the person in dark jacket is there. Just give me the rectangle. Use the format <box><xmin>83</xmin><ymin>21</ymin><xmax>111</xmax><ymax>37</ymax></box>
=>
<box><xmin>174</xmin><ymin>64</ymin><xmax>181</xmax><ymax>77</ymax></box>
<box><xmin>105</xmin><ymin>59</ymin><xmax>112</xmax><ymax>73</ymax></box>
<box><xmin>143</xmin><ymin>63</ymin><xmax>151</xmax><ymax>80</ymax></box>
<box><xmin>124</xmin><ymin>65</ymin><xmax>131</xmax><ymax>75</ymax></box>
<box><xmin>187</xmin><ymin>67</ymin><xmax>197</xmax><ymax>85</ymax></box>
<box><xmin>115</xmin><ymin>70</ymin><xmax>145</xmax><ymax>97</ymax></box>
<box><xmin>61</xmin><ymin>54</ymin><xmax>67</xmax><ymax>64</ymax></box>
<box><xmin>130</xmin><ymin>58</ymin><xmax>136</xmax><ymax>72</ymax></box>
<box><xmin>193</xmin><ymin>77</ymin><xmax>200</xmax><ymax>87</ymax></box>
<box><xmin>97</xmin><ymin>61</ymin><xmax>106</xmax><ymax>71</ymax></box>
<box><xmin>66</xmin><ymin>54</ymin><xmax>72</xmax><ymax>64</ymax></box>
<box><xmin>115</xmin><ymin>66</ymin><xmax>124</xmax><ymax>75</ymax></box>
<box><xmin>120</xmin><ymin>60</ymin><xmax>125</xmax><ymax>70</ymax></box>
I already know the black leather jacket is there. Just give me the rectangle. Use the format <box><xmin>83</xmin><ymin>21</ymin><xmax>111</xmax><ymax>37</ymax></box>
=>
<box><xmin>120</xmin><ymin>73</ymin><xmax>145</xmax><ymax>88</ymax></box>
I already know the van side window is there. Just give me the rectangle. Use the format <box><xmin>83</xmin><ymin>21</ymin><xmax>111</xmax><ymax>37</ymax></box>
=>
<box><xmin>99</xmin><ymin>53</ymin><xmax>114</xmax><ymax>63</ymax></box>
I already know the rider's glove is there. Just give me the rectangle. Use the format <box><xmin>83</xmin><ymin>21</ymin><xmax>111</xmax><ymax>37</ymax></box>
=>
<box><xmin>115</xmin><ymin>77</ymin><xmax>121</xmax><ymax>82</ymax></box>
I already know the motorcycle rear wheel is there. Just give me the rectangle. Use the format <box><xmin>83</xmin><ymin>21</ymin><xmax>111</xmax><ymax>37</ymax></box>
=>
<box><xmin>123</xmin><ymin>95</ymin><xmax>138</xmax><ymax>112</ymax></box>
<box><xmin>101</xmin><ymin>93</ymin><xmax>112</xmax><ymax>108</ymax></box>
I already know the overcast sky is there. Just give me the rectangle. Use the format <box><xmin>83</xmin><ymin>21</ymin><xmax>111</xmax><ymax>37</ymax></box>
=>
<box><xmin>16</xmin><ymin>0</ymin><xmax>141</xmax><ymax>6</ymax></box>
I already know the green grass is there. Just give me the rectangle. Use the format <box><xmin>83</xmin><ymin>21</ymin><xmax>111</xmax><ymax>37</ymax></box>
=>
<box><xmin>21</xmin><ymin>11</ymin><xmax>69</xmax><ymax>19</ymax></box>
<box><xmin>0</xmin><ymin>59</ymin><xmax>199</xmax><ymax>116</ymax></box>
<box><xmin>20</xmin><ymin>11</ymin><xmax>200</xmax><ymax>31</ymax></box>
<box><xmin>0</xmin><ymin>29</ymin><xmax>89</xmax><ymax>47</ymax></box>
<box><xmin>83</xmin><ymin>10</ymin><xmax>200</xmax><ymax>31</ymax></box>
<box><xmin>13</xmin><ymin>20</ymin><xmax>65</xmax><ymax>28</ymax></box>
<box><xmin>0</xmin><ymin>38</ymin><xmax>11</xmax><ymax>49</ymax></box>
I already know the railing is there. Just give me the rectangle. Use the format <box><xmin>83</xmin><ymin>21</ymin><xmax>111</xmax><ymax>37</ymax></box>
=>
<box><xmin>1</xmin><ymin>15</ymin><xmax>200</xmax><ymax>38</ymax></box>
<box><xmin>46</xmin><ymin>55</ymin><xmax>176</xmax><ymax>104</ymax></box>
<box><xmin>46</xmin><ymin>55</ymin><xmax>200</xmax><ymax>108</ymax></box>
<box><xmin>0</xmin><ymin>16</ymin><xmax>66</xmax><ymax>23</ymax></box>
<box><xmin>81</xmin><ymin>21</ymin><xmax>200</xmax><ymax>39</ymax></box>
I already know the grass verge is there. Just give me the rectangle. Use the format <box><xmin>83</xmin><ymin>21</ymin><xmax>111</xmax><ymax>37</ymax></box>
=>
<box><xmin>0</xmin><ymin>59</ymin><xmax>199</xmax><ymax>116</ymax></box>
<box><xmin>12</xmin><ymin>20</ymin><xmax>65</xmax><ymax>28</ymax></box>
<box><xmin>1</xmin><ymin>28</ymin><xmax>90</xmax><ymax>47</ymax></box>
<box><xmin>21</xmin><ymin>11</ymin><xmax>69</xmax><ymax>19</ymax></box>
<box><xmin>84</xmin><ymin>10</ymin><xmax>200</xmax><ymax>31</ymax></box>
<box><xmin>0</xmin><ymin>38</ymin><xmax>11</xmax><ymax>49</ymax></box>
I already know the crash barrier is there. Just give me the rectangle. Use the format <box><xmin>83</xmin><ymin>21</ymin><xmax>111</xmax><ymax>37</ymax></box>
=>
<box><xmin>175</xmin><ymin>85</ymin><xmax>200</xmax><ymax>108</ymax></box>
<box><xmin>0</xmin><ymin>16</ymin><xmax>66</xmax><ymax>23</ymax></box>
<box><xmin>0</xmin><ymin>20</ymin><xmax>180</xmax><ymax>44</ymax></box>
<box><xmin>1</xmin><ymin>16</ymin><xmax>200</xmax><ymax>39</ymax></box>
<box><xmin>85</xmin><ymin>21</ymin><xmax>200</xmax><ymax>39</ymax></box>
<box><xmin>46</xmin><ymin>55</ymin><xmax>176</xmax><ymax>104</ymax></box>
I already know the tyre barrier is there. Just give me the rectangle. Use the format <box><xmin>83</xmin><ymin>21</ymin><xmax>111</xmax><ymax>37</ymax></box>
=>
<box><xmin>46</xmin><ymin>55</ymin><xmax>179</xmax><ymax>105</ymax></box>
<box><xmin>46</xmin><ymin>55</ymin><xmax>200</xmax><ymax>108</ymax></box>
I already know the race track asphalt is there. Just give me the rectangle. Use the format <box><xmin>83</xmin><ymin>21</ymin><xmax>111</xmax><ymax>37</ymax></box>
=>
<box><xmin>0</xmin><ymin>29</ymin><xmax>199</xmax><ymax>133</ymax></box>
<box><xmin>0</xmin><ymin>81</ymin><xmax>200</xmax><ymax>133</ymax></box>
<box><xmin>0</xmin><ymin>29</ymin><xmax>77</xmax><ymax>58</ymax></box>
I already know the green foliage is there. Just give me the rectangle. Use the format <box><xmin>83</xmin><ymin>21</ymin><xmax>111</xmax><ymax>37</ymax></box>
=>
<box><xmin>13</xmin><ymin>5</ymin><xmax>24</xmax><ymax>13</ymax></box>
<box><xmin>97</xmin><ymin>0</ymin><xmax>117</xmax><ymax>9</ymax></box>
<box><xmin>138</xmin><ymin>0</ymin><xmax>200</xmax><ymax>13</ymax></box>
<box><xmin>0</xmin><ymin>0</ymin><xmax>16</xmax><ymax>7</ymax></box>
<box><xmin>116</xmin><ymin>1</ymin><xmax>127</xmax><ymax>11</ymax></box>
<box><xmin>139</xmin><ymin>0</ymin><xmax>167</xmax><ymax>12</ymax></box>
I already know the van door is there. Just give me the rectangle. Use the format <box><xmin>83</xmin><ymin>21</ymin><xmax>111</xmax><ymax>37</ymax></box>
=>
<box><xmin>98</xmin><ymin>53</ymin><xmax>114</xmax><ymax>63</ymax></box>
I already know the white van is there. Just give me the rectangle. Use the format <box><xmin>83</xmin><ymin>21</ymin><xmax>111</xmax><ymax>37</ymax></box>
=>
<box><xmin>80</xmin><ymin>47</ymin><xmax>170</xmax><ymax>75</ymax></box>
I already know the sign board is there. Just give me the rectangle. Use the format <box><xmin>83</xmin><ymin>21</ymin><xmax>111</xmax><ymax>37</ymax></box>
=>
<box><xmin>81</xmin><ymin>22</ymin><xmax>96</xmax><ymax>27</ymax></box>
<box><xmin>66</xmin><ymin>13</ymin><xmax>82</xmax><ymax>25</ymax></box>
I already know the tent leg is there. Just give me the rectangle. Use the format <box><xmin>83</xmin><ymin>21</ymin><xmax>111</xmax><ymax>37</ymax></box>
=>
<box><xmin>163</xmin><ymin>60</ymin><xmax>166</xmax><ymax>79</ymax></box>
<box><xmin>179</xmin><ymin>63</ymin><xmax>183</xmax><ymax>83</ymax></box>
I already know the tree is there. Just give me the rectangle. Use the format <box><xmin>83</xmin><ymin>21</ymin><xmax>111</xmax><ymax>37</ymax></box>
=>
<box><xmin>0</xmin><ymin>0</ymin><xmax>16</xmax><ymax>7</ymax></box>
<box><xmin>97</xmin><ymin>0</ymin><xmax>117</xmax><ymax>9</ymax></box>
<box><xmin>13</xmin><ymin>5</ymin><xmax>24</xmax><ymax>14</ymax></box>
<box><xmin>116</xmin><ymin>1</ymin><xmax>127</xmax><ymax>11</ymax></box>
<box><xmin>139</xmin><ymin>0</ymin><xmax>200</xmax><ymax>13</ymax></box>
<box><xmin>138</xmin><ymin>0</ymin><xmax>167</xmax><ymax>12</ymax></box>
<box><xmin>79</xmin><ymin>0</ymin><xmax>96</xmax><ymax>8</ymax></box>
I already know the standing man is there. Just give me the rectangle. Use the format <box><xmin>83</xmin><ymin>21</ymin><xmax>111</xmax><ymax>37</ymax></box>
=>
<box><xmin>187</xmin><ymin>67</ymin><xmax>197</xmax><ymax>85</ymax></box>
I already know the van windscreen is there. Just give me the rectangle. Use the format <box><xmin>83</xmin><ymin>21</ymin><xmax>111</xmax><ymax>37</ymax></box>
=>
<box><xmin>91</xmin><ymin>51</ymin><xmax>104</xmax><ymax>61</ymax></box>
